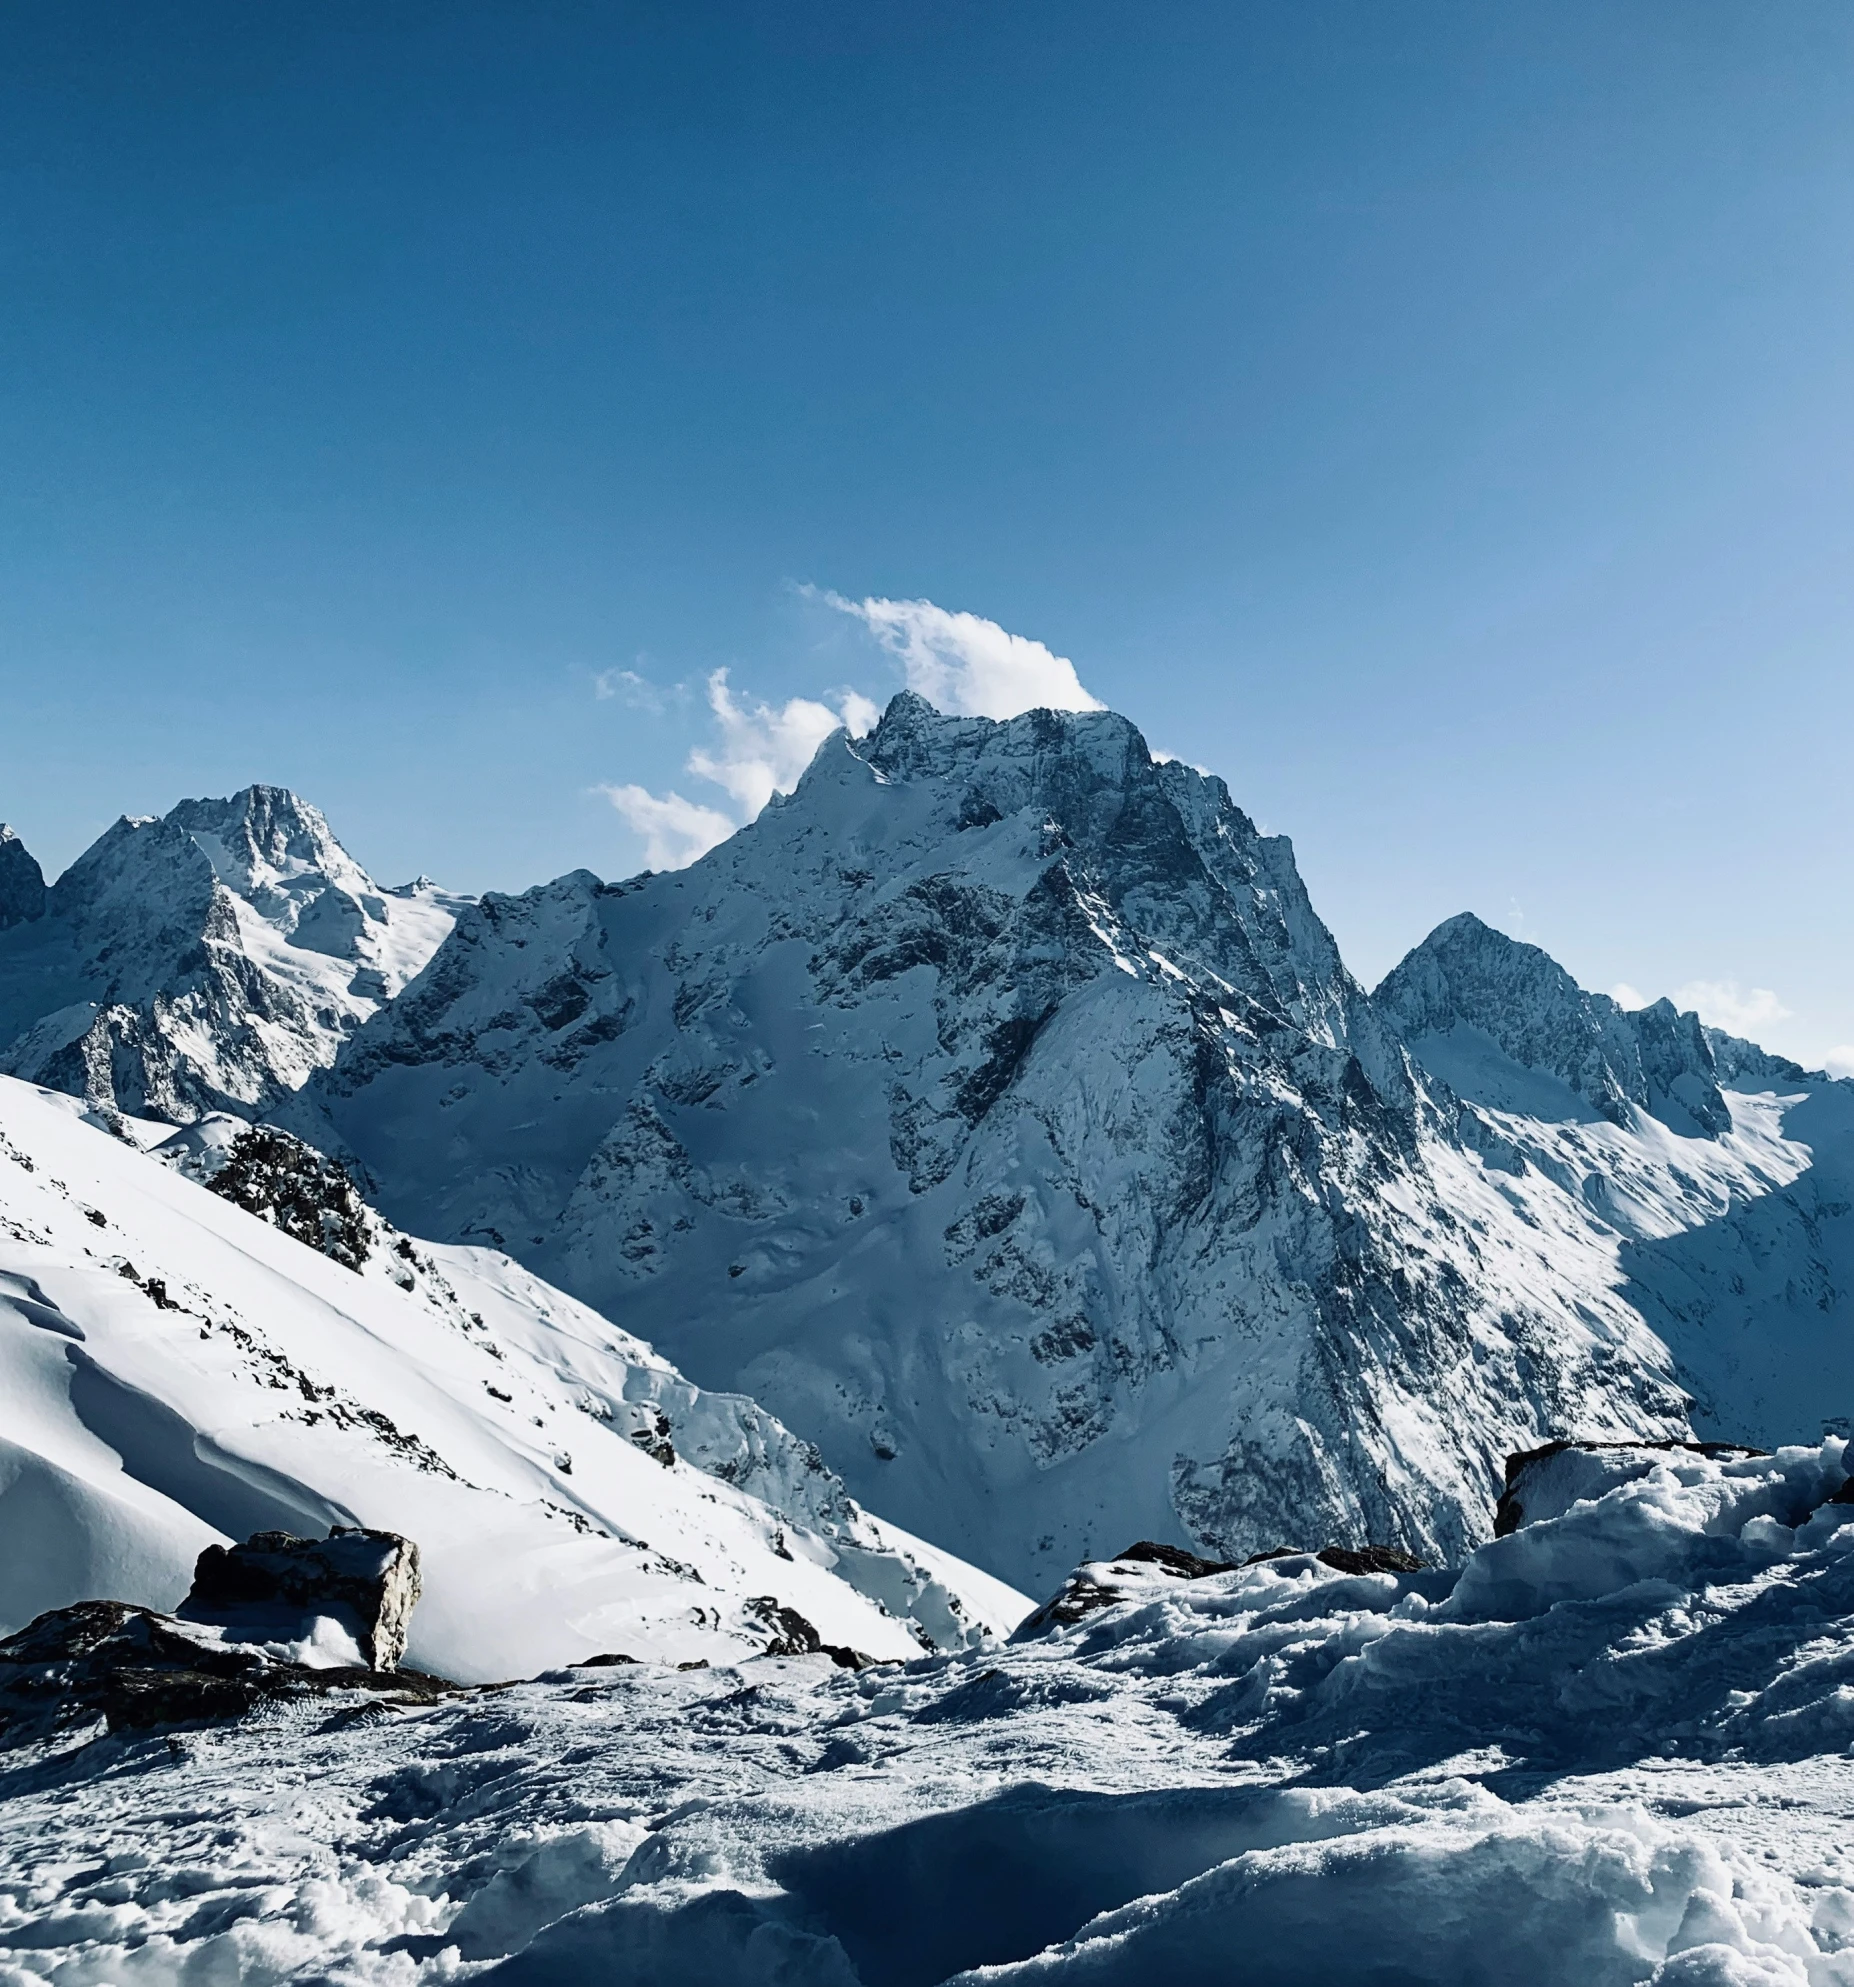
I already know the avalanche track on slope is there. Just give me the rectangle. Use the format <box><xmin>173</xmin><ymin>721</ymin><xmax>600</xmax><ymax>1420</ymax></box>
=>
<box><xmin>9</xmin><ymin>1446</ymin><xmax>1854</xmax><ymax>1983</ymax></box>
<box><xmin>0</xmin><ymin>1075</ymin><xmax>1025</xmax><ymax>1679</ymax></box>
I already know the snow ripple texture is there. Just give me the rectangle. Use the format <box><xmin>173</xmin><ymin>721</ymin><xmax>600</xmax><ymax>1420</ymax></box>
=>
<box><xmin>9</xmin><ymin>1445</ymin><xmax>1854</xmax><ymax>1983</ymax></box>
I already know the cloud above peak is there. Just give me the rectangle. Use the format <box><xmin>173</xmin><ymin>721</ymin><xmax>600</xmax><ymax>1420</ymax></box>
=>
<box><xmin>601</xmin><ymin>668</ymin><xmax>876</xmax><ymax>872</ymax></box>
<box><xmin>688</xmin><ymin>669</ymin><xmax>880</xmax><ymax>816</ymax></box>
<box><xmin>817</xmin><ymin>591</ymin><xmax>1105</xmax><ymax>721</ymax></box>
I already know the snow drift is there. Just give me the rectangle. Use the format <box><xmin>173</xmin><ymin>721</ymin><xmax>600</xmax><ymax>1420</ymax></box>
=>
<box><xmin>8</xmin><ymin>1443</ymin><xmax>1854</xmax><ymax>1982</ymax></box>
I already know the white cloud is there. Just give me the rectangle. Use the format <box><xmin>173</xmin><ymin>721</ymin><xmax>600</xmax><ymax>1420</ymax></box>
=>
<box><xmin>1611</xmin><ymin>983</ymin><xmax>1649</xmax><ymax>1010</ymax></box>
<box><xmin>593</xmin><ymin>666</ymin><xmax>675</xmax><ymax>713</ymax></box>
<box><xmin>686</xmin><ymin>670</ymin><xmax>872</xmax><ymax>815</ymax></box>
<box><xmin>601</xmin><ymin>669</ymin><xmax>877</xmax><ymax>872</ymax></box>
<box><xmin>1672</xmin><ymin>980</ymin><xmax>1792</xmax><ymax>1036</ymax></box>
<box><xmin>816</xmin><ymin>590</ymin><xmax>1105</xmax><ymax>720</ymax></box>
<box><xmin>1826</xmin><ymin>1047</ymin><xmax>1854</xmax><ymax>1079</ymax></box>
<box><xmin>598</xmin><ymin>785</ymin><xmax>736</xmax><ymax>870</ymax></box>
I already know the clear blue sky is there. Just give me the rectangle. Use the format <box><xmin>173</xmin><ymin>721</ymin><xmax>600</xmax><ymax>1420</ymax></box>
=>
<box><xmin>4</xmin><ymin>3</ymin><xmax>1852</xmax><ymax>1067</ymax></box>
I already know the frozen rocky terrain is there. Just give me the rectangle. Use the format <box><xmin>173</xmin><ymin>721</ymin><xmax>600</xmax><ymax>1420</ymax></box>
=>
<box><xmin>274</xmin><ymin>696</ymin><xmax>1849</xmax><ymax>1593</ymax></box>
<box><xmin>0</xmin><ymin>789</ymin><xmax>468</xmax><ymax>1123</ymax></box>
<box><xmin>8</xmin><ymin>1442</ymin><xmax>1854</xmax><ymax>1984</ymax></box>
<box><xmin>0</xmin><ymin>1073</ymin><xmax>1024</xmax><ymax>1677</ymax></box>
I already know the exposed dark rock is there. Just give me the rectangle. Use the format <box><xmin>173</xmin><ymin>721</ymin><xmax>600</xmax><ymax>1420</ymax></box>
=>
<box><xmin>1494</xmin><ymin>1438</ymin><xmax>1769</xmax><ymax>1537</ymax></box>
<box><xmin>180</xmin><ymin>1527</ymin><xmax>421</xmax><ymax>1669</ymax></box>
<box><xmin>1311</xmin><ymin>1545</ymin><xmax>1426</xmax><ymax>1576</ymax></box>
<box><xmin>204</xmin><ymin>1125</ymin><xmax>374</xmax><ymax>1270</ymax></box>
<box><xmin>744</xmin><ymin>1596</ymin><xmax>870</xmax><ymax>1669</ymax></box>
<box><xmin>0</xmin><ymin>826</ymin><xmax>46</xmax><ymax>930</ymax></box>
<box><xmin>1114</xmin><ymin>1540</ymin><xmax>1236</xmax><ymax>1578</ymax></box>
<box><xmin>0</xmin><ymin>1601</ymin><xmax>454</xmax><ymax>1747</ymax></box>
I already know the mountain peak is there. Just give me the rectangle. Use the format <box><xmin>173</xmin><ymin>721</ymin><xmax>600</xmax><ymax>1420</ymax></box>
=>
<box><xmin>1377</xmin><ymin>915</ymin><xmax>1730</xmax><ymax>1137</ymax></box>
<box><xmin>0</xmin><ymin>788</ymin><xmax>465</xmax><ymax>1124</ymax></box>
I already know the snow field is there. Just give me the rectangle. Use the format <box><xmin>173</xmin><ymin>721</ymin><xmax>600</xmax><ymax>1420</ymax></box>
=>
<box><xmin>8</xmin><ymin>1444</ymin><xmax>1854</xmax><ymax>1981</ymax></box>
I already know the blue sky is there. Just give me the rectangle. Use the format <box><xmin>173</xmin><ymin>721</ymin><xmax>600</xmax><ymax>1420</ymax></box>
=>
<box><xmin>4</xmin><ymin>3</ymin><xmax>1852</xmax><ymax>1068</ymax></box>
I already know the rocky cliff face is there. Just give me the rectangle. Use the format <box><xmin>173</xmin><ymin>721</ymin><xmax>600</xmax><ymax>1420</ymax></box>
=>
<box><xmin>0</xmin><ymin>789</ymin><xmax>466</xmax><ymax>1123</ymax></box>
<box><xmin>0</xmin><ymin>828</ymin><xmax>46</xmax><ymax>932</ymax></box>
<box><xmin>294</xmin><ymin>697</ymin><xmax>1699</xmax><ymax>1589</ymax></box>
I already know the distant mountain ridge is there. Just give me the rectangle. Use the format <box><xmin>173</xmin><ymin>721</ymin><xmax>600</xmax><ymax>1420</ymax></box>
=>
<box><xmin>0</xmin><ymin>788</ymin><xmax>467</xmax><ymax>1122</ymax></box>
<box><xmin>282</xmin><ymin>694</ymin><xmax>1810</xmax><ymax>1587</ymax></box>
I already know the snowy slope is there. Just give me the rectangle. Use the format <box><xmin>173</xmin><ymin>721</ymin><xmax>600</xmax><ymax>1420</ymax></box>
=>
<box><xmin>292</xmin><ymin>697</ymin><xmax>1704</xmax><ymax>1591</ymax></box>
<box><xmin>0</xmin><ymin>1074</ymin><xmax>1026</xmax><ymax>1679</ymax></box>
<box><xmin>9</xmin><ymin>1443</ymin><xmax>1854</xmax><ymax>1983</ymax></box>
<box><xmin>0</xmin><ymin>789</ymin><xmax>467</xmax><ymax>1123</ymax></box>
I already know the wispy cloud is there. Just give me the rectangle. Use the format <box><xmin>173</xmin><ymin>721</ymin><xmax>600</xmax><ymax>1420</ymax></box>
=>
<box><xmin>1672</xmin><ymin>980</ymin><xmax>1792</xmax><ymax>1036</ymax></box>
<box><xmin>601</xmin><ymin>669</ymin><xmax>878</xmax><ymax>872</ymax></box>
<box><xmin>687</xmin><ymin>670</ymin><xmax>881</xmax><ymax>815</ymax></box>
<box><xmin>813</xmin><ymin>590</ymin><xmax>1105</xmax><ymax>720</ymax></box>
<box><xmin>598</xmin><ymin>785</ymin><xmax>737</xmax><ymax>870</ymax></box>
<box><xmin>593</xmin><ymin>666</ymin><xmax>679</xmax><ymax>713</ymax></box>
<box><xmin>1826</xmin><ymin>1047</ymin><xmax>1854</xmax><ymax>1079</ymax></box>
<box><xmin>1610</xmin><ymin>983</ymin><xmax>1648</xmax><ymax>1010</ymax></box>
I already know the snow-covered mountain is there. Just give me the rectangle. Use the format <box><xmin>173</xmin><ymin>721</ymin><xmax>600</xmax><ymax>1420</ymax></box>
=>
<box><xmin>8</xmin><ymin>712</ymin><xmax>1845</xmax><ymax>1602</ymax></box>
<box><xmin>0</xmin><ymin>789</ymin><xmax>466</xmax><ymax>1124</ymax></box>
<box><xmin>0</xmin><ymin>1073</ymin><xmax>1025</xmax><ymax>1679</ymax></box>
<box><xmin>288</xmin><ymin>694</ymin><xmax>1775</xmax><ymax>1592</ymax></box>
<box><xmin>1378</xmin><ymin>911</ymin><xmax>1854</xmax><ymax>1461</ymax></box>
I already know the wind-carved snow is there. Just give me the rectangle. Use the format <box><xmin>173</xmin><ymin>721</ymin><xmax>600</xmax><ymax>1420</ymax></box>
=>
<box><xmin>9</xmin><ymin>1445</ymin><xmax>1854</xmax><ymax>1983</ymax></box>
<box><xmin>0</xmin><ymin>1074</ymin><xmax>1025</xmax><ymax>1677</ymax></box>
<box><xmin>286</xmin><ymin>694</ymin><xmax>1832</xmax><ymax>1594</ymax></box>
<box><xmin>0</xmin><ymin>788</ymin><xmax>469</xmax><ymax>1124</ymax></box>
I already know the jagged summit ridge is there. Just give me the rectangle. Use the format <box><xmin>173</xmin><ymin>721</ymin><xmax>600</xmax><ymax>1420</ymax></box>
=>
<box><xmin>292</xmin><ymin>697</ymin><xmax>1696</xmax><ymax>1587</ymax></box>
<box><xmin>0</xmin><ymin>788</ymin><xmax>468</xmax><ymax>1124</ymax></box>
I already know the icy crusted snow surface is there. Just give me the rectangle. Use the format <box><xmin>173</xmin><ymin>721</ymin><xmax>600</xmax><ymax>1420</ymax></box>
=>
<box><xmin>300</xmin><ymin>696</ymin><xmax>1718</xmax><ymax>1590</ymax></box>
<box><xmin>0</xmin><ymin>1074</ymin><xmax>1025</xmax><ymax>1676</ymax></box>
<box><xmin>10</xmin><ymin>1446</ymin><xmax>1854</xmax><ymax>1984</ymax></box>
<box><xmin>0</xmin><ymin>788</ymin><xmax>468</xmax><ymax>1124</ymax></box>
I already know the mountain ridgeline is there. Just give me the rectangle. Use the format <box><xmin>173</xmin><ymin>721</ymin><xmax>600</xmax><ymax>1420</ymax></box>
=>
<box><xmin>3</xmin><ymin>700</ymin><xmax>1848</xmax><ymax>1590</ymax></box>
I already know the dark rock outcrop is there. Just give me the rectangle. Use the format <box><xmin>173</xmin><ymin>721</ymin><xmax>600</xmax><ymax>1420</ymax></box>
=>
<box><xmin>0</xmin><ymin>1601</ymin><xmax>453</xmax><ymax>1746</ymax></box>
<box><xmin>180</xmin><ymin>1526</ymin><xmax>421</xmax><ymax>1669</ymax></box>
<box><xmin>202</xmin><ymin>1125</ymin><xmax>374</xmax><ymax>1271</ymax></box>
<box><xmin>0</xmin><ymin>826</ymin><xmax>46</xmax><ymax>930</ymax></box>
<box><xmin>744</xmin><ymin>1596</ymin><xmax>870</xmax><ymax>1670</ymax></box>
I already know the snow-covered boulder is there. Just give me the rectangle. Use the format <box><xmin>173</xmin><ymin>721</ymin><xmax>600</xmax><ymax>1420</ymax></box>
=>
<box><xmin>1493</xmin><ymin>1438</ymin><xmax>1771</xmax><ymax>1538</ymax></box>
<box><xmin>180</xmin><ymin>1526</ymin><xmax>422</xmax><ymax>1670</ymax></box>
<box><xmin>0</xmin><ymin>1599</ymin><xmax>453</xmax><ymax>1746</ymax></box>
